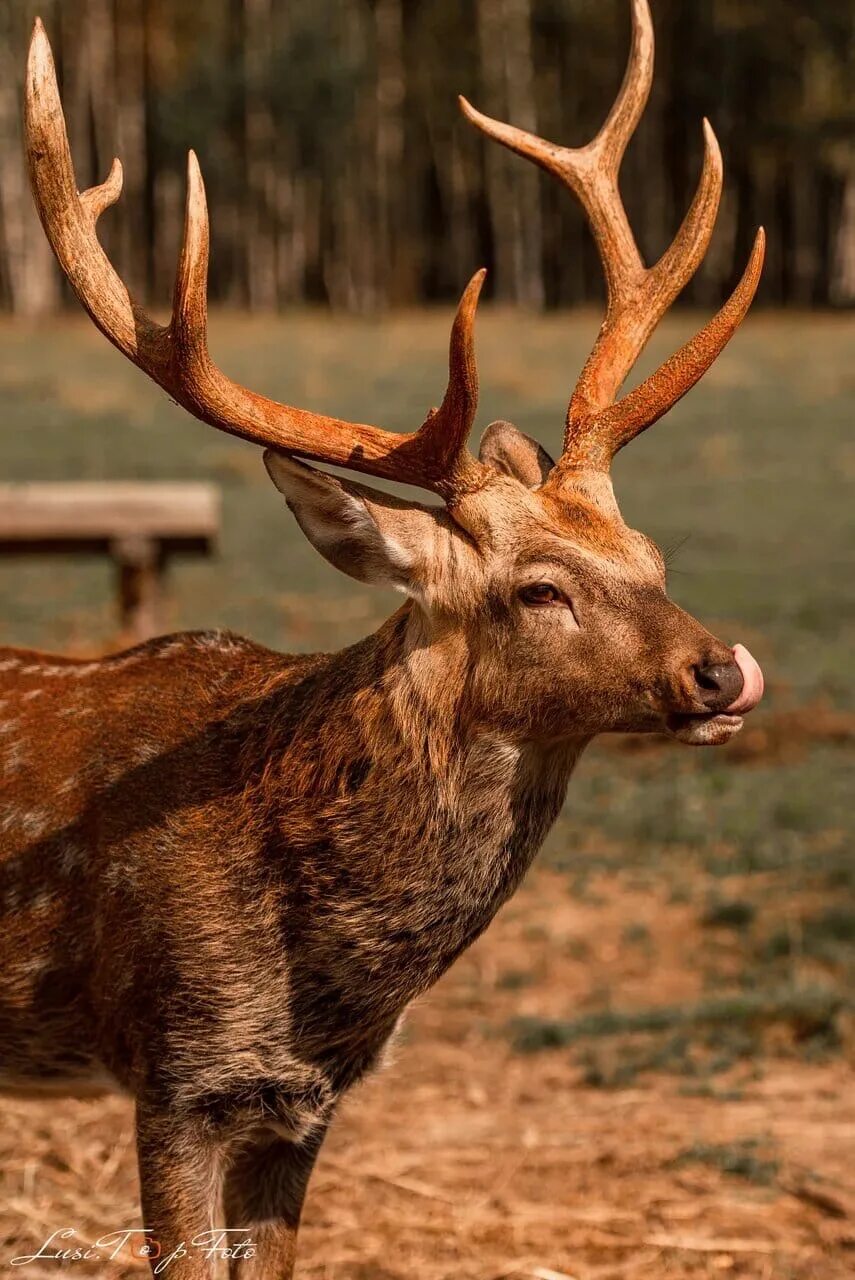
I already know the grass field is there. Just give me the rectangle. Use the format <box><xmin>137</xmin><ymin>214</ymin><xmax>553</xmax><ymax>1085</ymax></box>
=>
<box><xmin>0</xmin><ymin>308</ymin><xmax>853</xmax><ymax>1277</ymax></box>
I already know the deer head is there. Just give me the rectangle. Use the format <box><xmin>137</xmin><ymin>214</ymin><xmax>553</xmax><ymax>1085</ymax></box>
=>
<box><xmin>25</xmin><ymin>0</ymin><xmax>763</xmax><ymax>749</ymax></box>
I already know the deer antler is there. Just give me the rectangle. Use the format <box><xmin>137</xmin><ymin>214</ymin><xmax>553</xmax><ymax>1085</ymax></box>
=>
<box><xmin>460</xmin><ymin>0</ymin><xmax>765</xmax><ymax>475</ymax></box>
<box><xmin>25</xmin><ymin>19</ymin><xmax>490</xmax><ymax>505</ymax></box>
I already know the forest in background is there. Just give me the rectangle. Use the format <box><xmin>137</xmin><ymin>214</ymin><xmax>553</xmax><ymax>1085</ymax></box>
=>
<box><xmin>0</xmin><ymin>0</ymin><xmax>853</xmax><ymax>316</ymax></box>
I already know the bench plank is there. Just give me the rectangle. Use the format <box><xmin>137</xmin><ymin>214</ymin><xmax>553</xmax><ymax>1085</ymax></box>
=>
<box><xmin>0</xmin><ymin>483</ymin><xmax>220</xmax><ymax>543</ymax></box>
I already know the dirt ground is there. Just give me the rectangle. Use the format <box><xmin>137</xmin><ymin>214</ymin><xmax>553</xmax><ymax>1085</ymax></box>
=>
<box><xmin>1</xmin><ymin>865</ymin><xmax>852</xmax><ymax>1280</ymax></box>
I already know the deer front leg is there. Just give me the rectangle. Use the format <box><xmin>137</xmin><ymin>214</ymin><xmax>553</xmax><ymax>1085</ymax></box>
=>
<box><xmin>135</xmin><ymin>1100</ymin><xmax>222</xmax><ymax>1279</ymax></box>
<box><xmin>223</xmin><ymin>1126</ymin><xmax>326</xmax><ymax>1279</ymax></box>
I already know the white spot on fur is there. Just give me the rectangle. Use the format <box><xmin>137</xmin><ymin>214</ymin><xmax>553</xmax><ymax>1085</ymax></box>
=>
<box><xmin>132</xmin><ymin>740</ymin><xmax>160</xmax><ymax>765</ymax></box>
<box><xmin>15</xmin><ymin>809</ymin><xmax>55</xmax><ymax>840</ymax></box>
<box><xmin>156</xmin><ymin>640</ymin><xmax>186</xmax><ymax>660</ymax></box>
<box><xmin>192</xmin><ymin>630</ymin><xmax>239</xmax><ymax>654</ymax></box>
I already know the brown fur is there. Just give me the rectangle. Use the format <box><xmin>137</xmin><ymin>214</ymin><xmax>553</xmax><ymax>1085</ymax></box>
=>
<box><xmin>0</xmin><ymin>454</ymin><xmax>750</xmax><ymax>1277</ymax></box>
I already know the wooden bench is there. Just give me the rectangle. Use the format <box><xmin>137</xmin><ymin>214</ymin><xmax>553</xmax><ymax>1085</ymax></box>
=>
<box><xmin>0</xmin><ymin>483</ymin><xmax>220</xmax><ymax>643</ymax></box>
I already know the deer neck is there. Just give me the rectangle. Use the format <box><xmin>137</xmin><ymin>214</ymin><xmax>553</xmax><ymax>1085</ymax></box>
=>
<box><xmin>265</xmin><ymin>603</ymin><xmax>585</xmax><ymax>844</ymax></box>
<box><xmin>255</xmin><ymin>606</ymin><xmax>586</xmax><ymax>1009</ymax></box>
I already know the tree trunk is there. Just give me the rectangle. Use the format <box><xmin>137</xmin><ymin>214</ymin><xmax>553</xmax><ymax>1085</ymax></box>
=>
<box><xmin>115</xmin><ymin>0</ymin><xmax>148</xmax><ymax>298</ymax></box>
<box><xmin>475</xmin><ymin>0</ymin><xmax>543</xmax><ymax>307</ymax></box>
<box><xmin>830</xmin><ymin>166</ymin><xmax>855</xmax><ymax>306</ymax></box>
<box><xmin>374</xmin><ymin>0</ymin><xmax>408</xmax><ymax>305</ymax></box>
<box><xmin>243</xmin><ymin>0</ymin><xmax>277</xmax><ymax>310</ymax></box>
<box><xmin>0</xmin><ymin>0</ymin><xmax>60</xmax><ymax>315</ymax></box>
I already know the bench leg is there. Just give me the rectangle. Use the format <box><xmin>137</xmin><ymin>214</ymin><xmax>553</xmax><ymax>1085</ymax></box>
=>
<box><xmin>112</xmin><ymin>536</ymin><xmax>163</xmax><ymax>644</ymax></box>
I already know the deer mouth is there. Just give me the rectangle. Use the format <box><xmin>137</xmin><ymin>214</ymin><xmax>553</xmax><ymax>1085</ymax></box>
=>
<box><xmin>665</xmin><ymin>643</ymin><xmax>764</xmax><ymax>747</ymax></box>
<box><xmin>665</xmin><ymin>710</ymin><xmax>745</xmax><ymax>746</ymax></box>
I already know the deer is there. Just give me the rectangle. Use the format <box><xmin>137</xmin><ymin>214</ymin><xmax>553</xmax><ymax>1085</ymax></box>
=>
<box><xmin>2</xmin><ymin>2</ymin><xmax>765</xmax><ymax>1276</ymax></box>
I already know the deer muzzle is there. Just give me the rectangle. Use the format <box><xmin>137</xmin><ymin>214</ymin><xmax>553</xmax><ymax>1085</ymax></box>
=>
<box><xmin>665</xmin><ymin>641</ymin><xmax>764</xmax><ymax>746</ymax></box>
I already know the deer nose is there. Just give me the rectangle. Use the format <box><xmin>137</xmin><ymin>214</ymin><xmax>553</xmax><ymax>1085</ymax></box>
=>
<box><xmin>692</xmin><ymin>660</ymin><xmax>744</xmax><ymax>711</ymax></box>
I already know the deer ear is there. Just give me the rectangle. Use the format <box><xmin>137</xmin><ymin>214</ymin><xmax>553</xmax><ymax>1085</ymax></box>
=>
<box><xmin>478</xmin><ymin>420</ymin><xmax>555</xmax><ymax>488</ymax></box>
<box><xmin>263</xmin><ymin>452</ymin><xmax>439</xmax><ymax>591</ymax></box>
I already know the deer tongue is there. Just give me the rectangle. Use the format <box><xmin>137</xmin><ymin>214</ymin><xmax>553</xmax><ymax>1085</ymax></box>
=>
<box><xmin>727</xmin><ymin>643</ymin><xmax>764</xmax><ymax>714</ymax></box>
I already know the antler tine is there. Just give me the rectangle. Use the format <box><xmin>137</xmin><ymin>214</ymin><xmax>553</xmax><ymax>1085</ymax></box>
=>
<box><xmin>413</xmin><ymin>269</ymin><xmax>486</xmax><ymax>486</ymax></box>
<box><xmin>25</xmin><ymin>20</ymin><xmax>489</xmax><ymax>504</ymax></box>
<box><xmin>170</xmin><ymin>150</ymin><xmax>211</xmax><ymax>376</ymax></box>
<box><xmin>594</xmin><ymin>0</ymin><xmax>654</xmax><ymax>177</ymax></box>
<box><xmin>461</xmin><ymin>0</ymin><xmax>762</xmax><ymax>475</ymax></box>
<box><xmin>168</xmin><ymin>152</ymin><xmax>487</xmax><ymax>500</ymax></box>
<box><xmin>562</xmin><ymin>229</ymin><xmax>766</xmax><ymax>470</ymax></box>
<box><xmin>25</xmin><ymin>19</ymin><xmax>170</xmax><ymax>369</ymax></box>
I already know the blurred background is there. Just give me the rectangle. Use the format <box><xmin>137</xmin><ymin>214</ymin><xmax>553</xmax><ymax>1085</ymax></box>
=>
<box><xmin>0</xmin><ymin>2</ymin><xmax>854</xmax><ymax>1278</ymax></box>
<box><xmin>1</xmin><ymin>0</ymin><xmax>854</xmax><ymax>315</ymax></box>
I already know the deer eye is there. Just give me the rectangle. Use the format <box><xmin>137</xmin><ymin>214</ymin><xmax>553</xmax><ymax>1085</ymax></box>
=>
<box><xmin>518</xmin><ymin>582</ymin><xmax>562</xmax><ymax>607</ymax></box>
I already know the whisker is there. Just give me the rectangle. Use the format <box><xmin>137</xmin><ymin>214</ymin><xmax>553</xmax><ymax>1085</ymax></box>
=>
<box><xmin>661</xmin><ymin>534</ymin><xmax>691</xmax><ymax>570</ymax></box>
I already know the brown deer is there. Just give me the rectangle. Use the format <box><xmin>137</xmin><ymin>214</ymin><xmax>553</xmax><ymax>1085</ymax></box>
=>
<box><xmin>3</xmin><ymin>2</ymin><xmax>764</xmax><ymax>1275</ymax></box>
